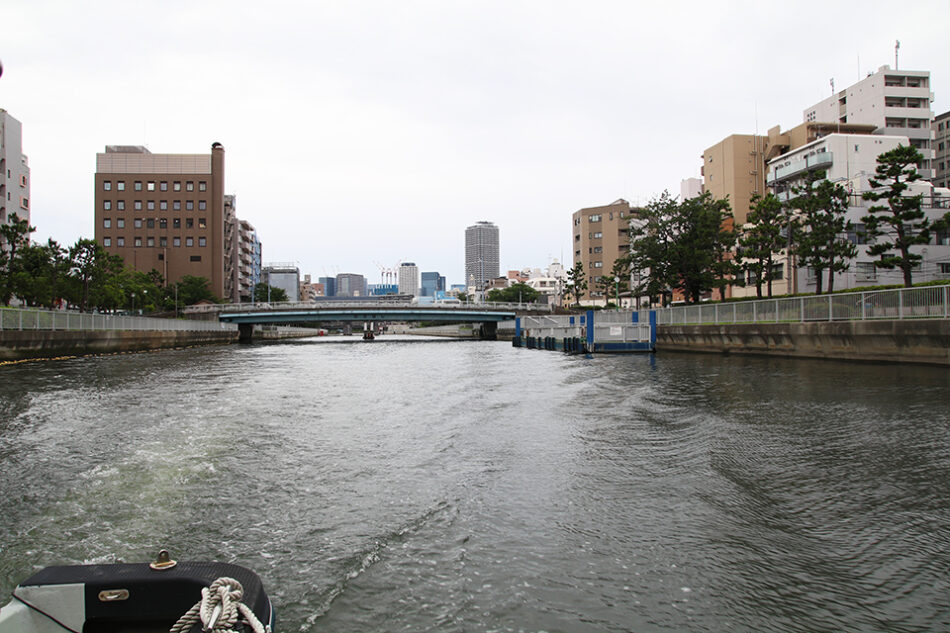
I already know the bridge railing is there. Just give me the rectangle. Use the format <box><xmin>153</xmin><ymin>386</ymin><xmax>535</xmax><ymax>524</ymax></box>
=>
<box><xmin>0</xmin><ymin>307</ymin><xmax>237</xmax><ymax>332</ymax></box>
<box><xmin>209</xmin><ymin>300</ymin><xmax>552</xmax><ymax>313</ymax></box>
<box><xmin>639</xmin><ymin>285</ymin><xmax>950</xmax><ymax>325</ymax></box>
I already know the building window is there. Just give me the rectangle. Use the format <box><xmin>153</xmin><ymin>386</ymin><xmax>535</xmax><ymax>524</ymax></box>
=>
<box><xmin>186</xmin><ymin>218</ymin><xmax>194</xmax><ymax>228</ymax></box>
<box><xmin>134</xmin><ymin>218</ymin><xmax>143</xmax><ymax>228</ymax></box>
<box><xmin>198</xmin><ymin>201</ymin><xmax>207</xmax><ymax>210</ymax></box>
<box><xmin>103</xmin><ymin>237</ymin><xmax>111</xmax><ymax>247</ymax></box>
<box><xmin>174</xmin><ymin>181</ymin><xmax>182</xmax><ymax>191</ymax></box>
<box><xmin>856</xmin><ymin>262</ymin><xmax>877</xmax><ymax>280</ymax></box>
<box><xmin>198</xmin><ymin>218</ymin><xmax>206</xmax><ymax>228</ymax></box>
<box><xmin>146</xmin><ymin>219</ymin><xmax>155</xmax><ymax>228</ymax></box>
<box><xmin>593</xmin><ymin>246</ymin><xmax>602</xmax><ymax>253</ymax></box>
<box><xmin>190</xmin><ymin>255</ymin><xmax>201</xmax><ymax>262</ymax></box>
<box><xmin>159</xmin><ymin>218</ymin><xmax>167</xmax><ymax>229</ymax></box>
<box><xmin>160</xmin><ymin>201</ymin><xmax>168</xmax><ymax>210</ymax></box>
<box><xmin>186</xmin><ymin>201</ymin><xmax>194</xmax><ymax>211</ymax></box>
<box><xmin>117</xmin><ymin>201</ymin><xmax>125</xmax><ymax>210</ymax></box>
<box><xmin>117</xmin><ymin>218</ymin><xmax>125</xmax><ymax>228</ymax></box>
<box><xmin>116</xmin><ymin>237</ymin><xmax>125</xmax><ymax>246</ymax></box>
<box><xmin>134</xmin><ymin>201</ymin><xmax>143</xmax><ymax>210</ymax></box>
<box><xmin>117</xmin><ymin>181</ymin><xmax>125</xmax><ymax>191</ymax></box>
<box><xmin>940</xmin><ymin>263</ymin><xmax>950</xmax><ymax>276</ymax></box>
<box><xmin>159</xmin><ymin>237</ymin><xmax>167</xmax><ymax>247</ymax></box>
<box><xmin>173</xmin><ymin>218</ymin><xmax>181</xmax><ymax>228</ymax></box>
<box><xmin>198</xmin><ymin>237</ymin><xmax>206</xmax><ymax>247</ymax></box>
<box><xmin>147</xmin><ymin>181</ymin><xmax>156</xmax><ymax>191</ymax></box>
<box><xmin>134</xmin><ymin>237</ymin><xmax>142</xmax><ymax>247</ymax></box>
<box><xmin>103</xmin><ymin>201</ymin><xmax>112</xmax><ymax>210</ymax></box>
<box><xmin>186</xmin><ymin>237</ymin><xmax>194</xmax><ymax>247</ymax></box>
<box><xmin>160</xmin><ymin>181</ymin><xmax>168</xmax><ymax>191</ymax></box>
<box><xmin>103</xmin><ymin>181</ymin><xmax>112</xmax><ymax>191</ymax></box>
<box><xmin>593</xmin><ymin>232</ymin><xmax>602</xmax><ymax>239</ymax></box>
<box><xmin>173</xmin><ymin>201</ymin><xmax>181</xmax><ymax>210</ymax></box>
<box><xmin>147</xmin><ymin>237</ymin><xmax>155</xmax><ymax>247</ymax></box>
<box><xmin>103</xmin><ymin>218</ymin><xmax>111</xmax><ymax>228</ymax></box>
<box><xmin>173</xmin><ymin>237</ymin><xmax>181</xmax><ymax>247</ymax></box>
<box><xmin>186</xmin><ymin>181</ymin><xmax>195</xmax><ymax>191</ymax></box>
<box><xmin>147</xmin><ymin>201</ymin><xmax>155</xmax><ymax>210</ymax></box>
<box><xmin>134</xmin><ymin>181</ymin><xmax>143</xmax><ymax>191</ymax></box>
<box><xmin>589</xmin><ymin>214</ymin><xmax>601</xmax><ymax>222</ymax></box>
<box><xmin>199</xmin><ymin>181</ymin><xmax>207</xmax><ymax>191</ymax></box>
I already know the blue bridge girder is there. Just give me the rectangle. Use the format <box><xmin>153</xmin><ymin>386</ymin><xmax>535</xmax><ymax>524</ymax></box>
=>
<box><xmin>219</xmin><ymin>308</ymin><xmax>517</xmax><ymax>325</ymax></box>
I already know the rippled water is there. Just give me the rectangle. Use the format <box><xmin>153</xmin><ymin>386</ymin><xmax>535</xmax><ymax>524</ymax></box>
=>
<box><xmin>2</xmin><ymin>337</ymin><xmax>950</xmax><ymax>632</ymax></box>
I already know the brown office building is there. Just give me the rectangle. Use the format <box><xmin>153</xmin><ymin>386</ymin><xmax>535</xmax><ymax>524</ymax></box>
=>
<box><xmin>94</xmin><ymin>143</ymin><xmax>232</xmax><ymax>300</ymax></box>
<box><xmin>572</xmin><ymin>199</ymin><xmax>632</xmax><ymax>303</ymax></box>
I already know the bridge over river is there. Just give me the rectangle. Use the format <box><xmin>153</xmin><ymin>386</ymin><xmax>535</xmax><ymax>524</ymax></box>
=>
<box><xmin>209</xmin><ymin>300</ymin><xmax>553</xmax><ymax>340</ymax></box>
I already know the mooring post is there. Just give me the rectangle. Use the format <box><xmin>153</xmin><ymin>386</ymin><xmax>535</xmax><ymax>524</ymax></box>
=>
<box><xmin>586</xmin><ymin>310</ymin><xmax>595</xmax><ymax>351</ymax></box>
<box><xmin>649</xmin><ymin>310</ymin><xmax>657</xmax><ymax>349</ymax></box>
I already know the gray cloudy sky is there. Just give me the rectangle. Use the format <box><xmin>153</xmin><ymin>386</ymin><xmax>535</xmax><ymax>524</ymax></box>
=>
<box><xmin>2</xmin><ymin>0</ymin><xmax>947</xmax><ymax>286</ymax></box>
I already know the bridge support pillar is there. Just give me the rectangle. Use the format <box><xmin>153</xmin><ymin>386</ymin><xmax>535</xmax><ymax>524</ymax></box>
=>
<box><xmin>479</xmin><ymin>321</ymin><xmax>498</xmax><ymax>340</ymax></box>
<box><xmin>238</xmin><ymin>323</ymin><xmax>254</xmax><ymax>342</ymax></box>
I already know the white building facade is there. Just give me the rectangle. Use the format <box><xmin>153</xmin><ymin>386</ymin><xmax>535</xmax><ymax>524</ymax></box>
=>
<box><xmin>398</xmin><ymin>262</ymin><xmax>419</xmax><ymax>296</ymax></box>
<box><xmin>0</xmin><ymin>109</ymin><xmax>30</xmax><ymax>242</ymax></box>
<box><xmin>766</xmin><ymin>132</ymin><xmax>950</xmax><ymax>293</ymax></box>
<box><xmin>803</xmin><ymin>65</ymin><xmax>935</xmax><ymax>178</ymax></box>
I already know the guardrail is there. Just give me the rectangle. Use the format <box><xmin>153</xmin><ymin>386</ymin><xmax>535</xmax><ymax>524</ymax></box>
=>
<box><xmin>520</xmin><ymin>311</ymin><xmax>652</xmax><ymax>344</ymax></box>
<box><xmin>639</xmin><ymin>285</ymin><xmax>950</xmax><ymax>325</ymax></box>
<box><xmin>0</xmin><ymin>307</ymin><xmax>238</xmax><ymax>332</ymax></box>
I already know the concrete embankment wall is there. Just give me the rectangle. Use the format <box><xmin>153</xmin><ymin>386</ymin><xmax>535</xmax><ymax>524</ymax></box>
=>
<box><xmin>657</xmin><ymin>320</ymin><xmax>950</xmax><ymax>366</ymax></box>
<box><xmin>0</xmin><ymin>329</ymin><xmax>239</xmax><ymax>361</ymax></box>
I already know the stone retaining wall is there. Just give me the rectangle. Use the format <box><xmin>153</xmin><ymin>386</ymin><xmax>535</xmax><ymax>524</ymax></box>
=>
<box><xmin>657</xmin><ymin>320</ymin><xmax>950</xmax><ymax>365</ymax></box>
<box><xmin>0</xmin><ymin>329</ymin><xmax>239</xmax><ymax>361</ymax></box>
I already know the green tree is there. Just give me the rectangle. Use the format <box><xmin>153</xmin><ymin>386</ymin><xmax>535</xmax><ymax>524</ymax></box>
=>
<box><xmin>565</xmin><ymin>262</ymin><xmax>587</xmax><ymax>306</ymax></box>
<box><xmin>13</xmin><ymin>239</ymin><xmax>70</xmax><ymax>308</ymax></box>
<box><xmin>629</xmin><ymin>191</ymin><xmax>734</xmax><ymax>304</ymax></box>
<box><xmin>252</xmin><ymin>282</ymin><xmax>287</xmax><ymax>303</ymax></box>
<box><xmin>486</xmin><ymin>282</ymin><xmax>541</xmax><ymax>304</ymax></box>
<box><xmin>0</xmin><ymin>212</ymin><xmax>35</xmax><ymax>305</ymax></box>
<box><xmin>67</xmin><ymin>238</ymin><xmax>121</xmax><ymax>312</ymax></box>
<box><xmin>861</xmin><ymin>145</ymin><xmax>934</xmax><ymax>288</ymax></box>
<box><xmin>791</xmin><ymin>170</ymin><xmax>856</xmax><ymax>294</ymax></box>
<box><xmin>177</xmin><ymin>275</ymin><xmax>221</xmax><ymax>305</ymax></box>
<box><xmin>738</xmin><ymin>193</ymin><xmax>787</xmax><ymax>298</ymax></box>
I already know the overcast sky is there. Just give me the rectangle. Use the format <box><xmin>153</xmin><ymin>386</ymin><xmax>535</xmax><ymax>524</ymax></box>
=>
<box><xmin>2</xmin><ymin>0</ymin><xmax>947</xmax><ymax>287</ymax></box>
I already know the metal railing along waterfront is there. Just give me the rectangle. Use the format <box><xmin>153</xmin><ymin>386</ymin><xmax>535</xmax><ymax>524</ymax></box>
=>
<box><xmin>0</xmin><ymin>307</ymin><xmax>238</xmax><ymax>332</ymax></box>
<box><xmin>204</xmin><ymin>299</ymin><xmax>554</xmax><ymax>314</ymax></box>
<box><xmin>638</xmin><ymin>285</ymin><xmax>950</xmax><ymax>326</ymax></box>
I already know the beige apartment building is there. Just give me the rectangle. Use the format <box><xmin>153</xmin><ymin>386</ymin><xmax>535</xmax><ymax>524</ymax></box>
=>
<box><xmin>701</xmin><ymin>134</ymin><xmax>769</xmax><ymax>225</ymax></box>
<box><xmin>94</xmin><ymin>143</ymin><xmax>232</xmax><ymax>300</ymax></box>
<box><xmin>572</xmin><ymin>199</ymin><xmax>632</xmax><ymax>303</ymax></box>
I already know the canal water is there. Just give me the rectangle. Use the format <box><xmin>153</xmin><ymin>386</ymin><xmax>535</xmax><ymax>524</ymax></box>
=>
<box><xmin>1</xmin><ymin>337</ymin><xmax>949</xmax><ymax>632</ymax></box>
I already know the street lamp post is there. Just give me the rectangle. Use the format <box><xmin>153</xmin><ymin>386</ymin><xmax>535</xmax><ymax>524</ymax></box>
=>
<box><xmin>131</xmin><ymin>292</ymin><xmax>136</xmax><ymax>315</ymax></box>
<box><xmin>614</xmin><ymin>276</ymin><xmax>621</xmax><ymax>309</ymax></box>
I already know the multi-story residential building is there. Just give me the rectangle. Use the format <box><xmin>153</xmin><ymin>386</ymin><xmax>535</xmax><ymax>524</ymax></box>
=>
<box><xmin>336</xmin><ymin>273</ymin><xmax>366</xmax><ymax>297</ymax></box>
<box><xmin>0</xmin><ymin>109</ymin><xmax>30</xmax><ymax>243</ymax></box>
<box><xmin>702</xmin><ymin>134</ymin><xmax>769</xmax><ymax>225</ymax></box>
<box><xmin>465</xmin><ymin>221</ymin><xmax>500</xmax><ymax>290</ymax></box>
<box><xmin>935</xmin><ymin>110</ymin><xmax>950</xmax><ymax>189</ymax></box>
<box><xmin>420</xmin><ymin>271</ymin><xmax>444</xmax><ymax>297</ymax></box>
<box><xmin>299</xmin><ymin>274</ymin><xmax>321</xmax><ymax>301</ymax></box>
<box><xmin>571</xmin><ymin>199</ymin><xmax>632</xmax><ymax>303</ymax></box>
<box><xmin>398</xmin><ymin>262</ymin><xmax>419</xmax><ymax>296</ymax></box>
<box><xmin>236</xmin><ymin>218</ymin><xmax>261</xmax><ymax>302</ymax></box>
<box><xmin>803</xmin><ymin>65</ymin><xmax>935</xmax><ymax>178</ymax></box>
<box><xmin>94</xmin><ymin>144</ymin><xmax>233</xmax><ymax>299</ymax></box>
<box><xmin>766</xmin><ymin>132</ymin><xmax>950</xmax><ymax>292</ymax></box>
<box><xmin>263</xmin><ymin>263</ymin><xmax>300</xmax><ymax>301</ymax></box>
<box><xmin>680</xmin><ymin>177</ymin><xmax>703</xmax><ymax>201</ymax></box>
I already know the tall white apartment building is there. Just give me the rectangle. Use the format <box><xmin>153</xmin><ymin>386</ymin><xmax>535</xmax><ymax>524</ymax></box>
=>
<box><xmin>766</xmin><ymin>132</ymin><xmax>950</xmax><ymax>292</ymax></box>
<box><xmin>465</xmin><ymin>221</ymin><xmax>500</xmax><ymax>291</ymax></box>
<box><xmin>0</xmin><ymin>109</ymin><xmax>30</xmax><ymax>242</ymax></box>
<box><xmin>803</xmin><ymin>65</ymin><xmax>935</xmax><ymax>178</ymax></box>
<box><xmin>935</xmin><ymin>110</ymin><xmax>950</xmax><ymax>189</ymax></box>
<box><xmin>398</xmin><ymin>261</ymin><xmax>419</xmax><ymax>296</ymax></box>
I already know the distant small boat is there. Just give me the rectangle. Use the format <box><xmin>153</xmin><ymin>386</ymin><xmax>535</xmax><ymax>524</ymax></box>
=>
<box><xmin>0</xmin><ymin>551</ymin><xmax>275</xmax><ymax>632</ymax></box>
<box><xmin>363</xmin><ymin>330</ymin><xmax>375</xmax><ymax>341</ymax></box>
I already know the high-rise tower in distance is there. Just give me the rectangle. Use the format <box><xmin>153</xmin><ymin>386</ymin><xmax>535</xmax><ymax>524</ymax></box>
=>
<box><xmin>465</xmin><ymin>221</ymin><xmax>499</xmax><ymax>291</ymax></box>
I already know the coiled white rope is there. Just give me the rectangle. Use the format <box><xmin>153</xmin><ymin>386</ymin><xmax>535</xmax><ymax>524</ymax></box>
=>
<box><xmin>169</xmin><ymin>577</ymin><xmax>270</xmax><ymax>633</ymax></box>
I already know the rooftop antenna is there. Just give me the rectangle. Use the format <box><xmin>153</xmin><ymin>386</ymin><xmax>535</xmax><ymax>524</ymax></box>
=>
<box><xmin>895</xmin><ymin>40</ymin><xmax>900</xmax><ymax>70</ymax></box>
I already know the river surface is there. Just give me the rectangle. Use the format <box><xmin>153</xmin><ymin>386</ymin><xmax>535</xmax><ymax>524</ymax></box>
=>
<box><xmin>1</xmin><ymin>336</ymin><xmax>949</xmax><ymax>632</ymax></box>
